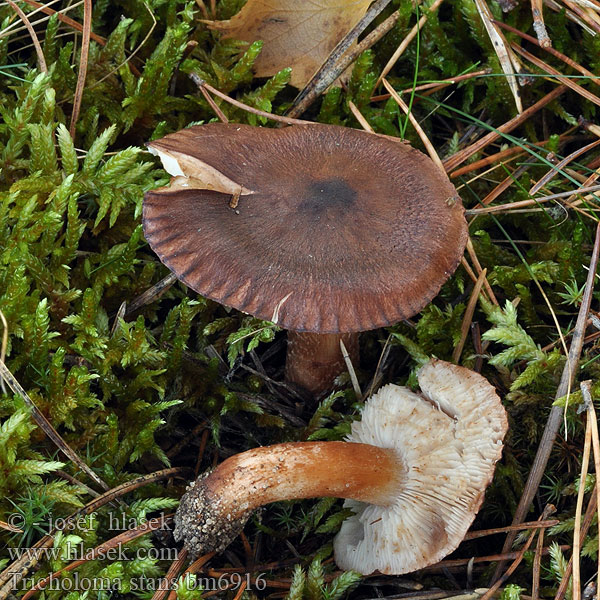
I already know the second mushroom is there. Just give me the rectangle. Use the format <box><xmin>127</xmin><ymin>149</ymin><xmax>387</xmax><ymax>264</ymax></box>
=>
<box><xmin>143</xmin><ymin>123</ymin><xmax>468</xmax><ymax>395</ymax></box>
<box><xmin>174</xmin><ymin>359</ymin><xmax>508</xmax><ymax>575</ymax></box>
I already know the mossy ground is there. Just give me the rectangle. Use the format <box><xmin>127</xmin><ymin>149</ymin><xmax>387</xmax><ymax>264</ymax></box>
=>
<box><xmin>0</xmin><ymin>0</ymin><xmax>599</xmax><ymax>598</ymax></box>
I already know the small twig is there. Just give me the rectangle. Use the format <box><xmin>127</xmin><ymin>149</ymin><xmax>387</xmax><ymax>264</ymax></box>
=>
<box><xmin>493</xmin><ymin>220</ymin><xmax>600</xmax><ymax>582</ymax></box>
<box><xmin>492</xmin><ymin>19</ymin><xmax>600</xmax><ymax>85</ymax></box>
<box><xmin>286</xmin><ymin>0</ymin><xmax>394</xmax><ymax>119</ymax></box>
<box><xmin>531</xmin><ymin>0</ymin><xmax>552</xmax><ymax>46</ymax></box>
<box><xmin>5</xmin><ymin>0</ymin><xmax>47</xmax><ymax>72</ymax></box>
<box><xmin>69</xmin><ymin>0</ymin><xmax>92</xmax><ymax>137</ymax></box>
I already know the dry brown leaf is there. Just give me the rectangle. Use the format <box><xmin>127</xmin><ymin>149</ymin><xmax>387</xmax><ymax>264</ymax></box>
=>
<box><xmin>206</xmin><ymin>0</ymin><xmax>373</xmax><ymax>88</ymax></box>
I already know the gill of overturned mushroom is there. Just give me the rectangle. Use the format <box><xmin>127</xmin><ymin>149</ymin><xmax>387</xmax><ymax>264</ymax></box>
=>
<box><xmin>174</xmin><ymin>359</ymin><xmax>508</xmax><ymax>575</ymax></box>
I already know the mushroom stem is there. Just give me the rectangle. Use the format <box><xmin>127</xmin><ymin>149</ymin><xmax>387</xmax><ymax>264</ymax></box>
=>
<box><xmin>285</xmin><ymin>332</ymin><xmax>359</xmax><ymax>395</ymax></box>
<box><xmin>174</xmin><ymin>441</ymin><xmax>403</xmax><ymax>556</ymax></box>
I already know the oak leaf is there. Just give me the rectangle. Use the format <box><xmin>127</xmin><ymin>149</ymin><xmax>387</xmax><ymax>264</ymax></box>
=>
<box><xmin>206</xmin><ymin>0</ymin><xmax>373</xmax><ymax>88</ymax></box>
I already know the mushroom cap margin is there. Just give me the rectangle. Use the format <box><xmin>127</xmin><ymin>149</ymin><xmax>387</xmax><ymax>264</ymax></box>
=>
<box><xmin>143</xmin><ymin>123</ymin><xmax>468</xmax><ymax>333</ymax></box>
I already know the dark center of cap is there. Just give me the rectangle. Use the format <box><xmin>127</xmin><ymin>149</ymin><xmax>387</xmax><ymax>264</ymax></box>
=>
<box><xmin>298</xmin><ymin>178</ymin><xmax>357</xmax><ymax>219</ymax></box>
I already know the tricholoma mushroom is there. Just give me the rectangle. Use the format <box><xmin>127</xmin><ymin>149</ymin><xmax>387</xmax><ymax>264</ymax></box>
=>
<box><xmin>174</xmin><ymin>359</ymin><xmax>508</xmax><ymax>575</ymax></box>
<box><xmin>143</xmin><ymin>123</ymin><xmax>468</xmax><ymax>394</ymax></box>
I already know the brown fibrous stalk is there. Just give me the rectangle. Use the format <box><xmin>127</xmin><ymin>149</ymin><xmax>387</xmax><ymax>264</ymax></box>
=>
<box><xmin>173</xmin><ymin>441</ymin><xmax>402</xmax><ymax>557</ymax></box>
<box><xmin>285</xmin><ymin>332</ymin><xmax>360</xmax><ymax>395</ymax></box>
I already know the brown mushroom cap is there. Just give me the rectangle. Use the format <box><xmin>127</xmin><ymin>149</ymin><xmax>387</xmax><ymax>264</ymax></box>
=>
<box><xmin>143</xmin><ymin>123</ymin><xmax>467</xmax><ymax>333</ymax></box>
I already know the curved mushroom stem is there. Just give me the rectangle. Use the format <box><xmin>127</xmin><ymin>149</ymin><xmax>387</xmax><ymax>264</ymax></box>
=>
<box><xmin>285</xmin><ymin>332</ymin><xmax>360</xmax><ymax>396</ymax></box>
<box><xmin>174</xmin><ymin>441</ymin><xmax>403</xmax><ymax>557</ymax></box>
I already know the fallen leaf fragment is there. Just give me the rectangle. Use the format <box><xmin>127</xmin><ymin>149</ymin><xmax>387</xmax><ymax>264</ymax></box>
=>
<box><xmin>205</xmin><ymin>0</ymin><xmax>373</xmax><ymax>88</ymax></box>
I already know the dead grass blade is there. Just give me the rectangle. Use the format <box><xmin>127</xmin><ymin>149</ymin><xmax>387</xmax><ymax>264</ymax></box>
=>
<box><xmin>511</xmin><ymin>43</ymin><xmax>600</xmax><ymax>108</ymax></box>
<box><xmin>573</xmin><ymin>382</ymin><xmax>594</xmax><ymax>600</ymax></box>
<box><xmin>348</xmin><ymin>100</ymin><xmax>375</xmax><ymax>132</ymax></box>
<box><xmin>125</xmin><ymin>273</ymin><xmax>178</xmax><ymax>316</ymax></box>
<box><xmin>12</xmin><ymin>0</ymin><xmax>105</xmax><ymax>44</ymax></box>
<box><xmin>189</xmin><ymin>73</ymin><xmax>313</xmax><ymax>126</ymax></box>
<box><xmin>0</xmin><ymin>468</ymin><xmax>184</xmax><ymax>599</ymax></box>
<box><xmin>0</xmin><ymin>357</ymin><xmax>110</xmax><ymax>492</ymax></box>
<box><xmin>468</xmin><ymin>184</ymin><xmax>600</xmax><ymax>215</ymax></box>
<box><xmin>154</xmin><ymin>548</ymin><xmax>188</xmax><ymax>600</ymax></box>
<box><xmin>544</xmin><ymin>0</ymin><xmax>597</xmax><ymax>33</ymax></box>
<box><xmin>532</xmin><ymin>514</ymin><xmax>545</xmax><ymax>600</ymax></box>
<box><xmin>69</xmin><ymin>0</ymin><xmax>92</xmax><ymax>137</ymax></box>
<box><xmin>381</xmin><ymin>78</ymin><xmax>444</xmax><ymax>172</ymax></box>
<box><xmin>473</xmin><ymin>0</ymin><xmax>522</xmax><ymax>112</ymax></box>
<box><xmin>5</xmin><ymin>0</ymin><xmax>47</xmax><ymax>72</ymax></box>
<box><xmin>482</xmin><ymin>506</ymin><xmax>555</xmax><ymax>600</ymax></box>
<box><xmin>530</xmin><ymin>138</ymin><xmax>600</xmax><ymax>195</ymax></box>
<box><xmin>466</xmin><ymin>238</ymin><xmax>499</xmax><ymax>304</ymax></box>
<box><xmin>453</xmin><ymin>268</ymin><xmax>487</xmax><ymax>363</ymax></box>
<box><xmin>554</xmin><ymin>486</ymin><xmax>598</xmax><ymax>600</ymax></box>
<box><xmin>21</xmin><ymin>516</ymin><xmax>173</xmax><ymax>599</ymax></box>
<box><xmin>563</xmin><ymin>0</ymin><xmax>600</xmax><ymax>32</ymax></box>
<box><xmin>580</xmin><ymin>381</ymin><xmax>600</xmax><ymax>596</ymax></box>
<box><xmin>0</xmin><ymin>310</ymin><xmax>6</xmax><ymax>395</ymax></box>
<box><xmin>492</xmin><ymin>220</ymin><xmax>600</xmax><ymax>583</ymax></box>
<box><xmin>443</xmin><ymin>85</ymin><xmax>567</xmax><ymax>172</ymax></box>
<box><xmin>464</xmin><ymin>519</ymin><xmax>559</xmax><ymax>540</ymax></box>
<box><xmin>375</xmin><ymin>0</ymin><xmax>446</xmax><ymax>88</ymax></box>
<box><xmin>373</xmin><ymin>69</ymin><xmax>492</xmax><ymax>103</ymax></box>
